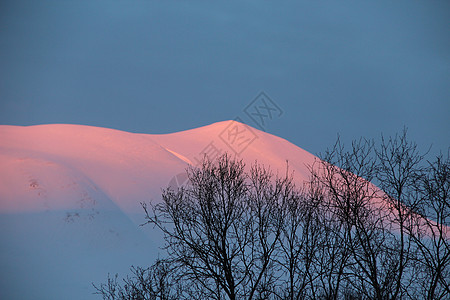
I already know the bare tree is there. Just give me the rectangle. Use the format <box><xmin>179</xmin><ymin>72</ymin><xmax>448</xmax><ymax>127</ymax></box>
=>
<box><xmin>312</xmin><ymin>138</ymin><xmax>389</xmax><ymax>299</ymax></box>
<box><xmin>276</xmin><ymin>180</ymin><xmax>316</xmax><ymax>300</ymax></box>
<box><xmin>142</xmin><ymin>154</ymin><xmax>292</xmax><ymax>300</ymax></box>
<box><xmin>310</xmin><ymin>134</ymin><xmax>429</xmax><ymax>299</ymax></box>
<box><xmin>308</xmin><ymin>131</ymin><xmax>448</xmax><ymax>300</ymax></box>
<box><xmin>410</xmin><ymin>153</ymin><xmax>450</xmax><ymax>300</ymax></box>
<box><xmin>96</xmin><ymin>133</ymin><xmax>449</xmax><ymax>300</ymax></box>
<box><xmin>93</xmin><ymin>260</ymin><xmax>182</xmax><ymax>300</ymax></box>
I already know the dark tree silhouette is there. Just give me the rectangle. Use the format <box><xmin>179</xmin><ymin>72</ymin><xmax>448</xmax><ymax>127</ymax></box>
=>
<box><xmin>94</xmin><ymin>260</ymin><xmax>183</xmax><ymax>300</ymax></box>
<box><xmin>95</xmin><ymin>133</ymin><xmax>449</xmax><ymax>300</ymax></box>
<box><xmin>409</xmin><ymin>153</ymin><xmax>450</xmax><ymax>300</ymax></box>
<box><xmin>142</xmin><ymin>154</ymin><xmax>293</xmax><ymax>300</ymax></box>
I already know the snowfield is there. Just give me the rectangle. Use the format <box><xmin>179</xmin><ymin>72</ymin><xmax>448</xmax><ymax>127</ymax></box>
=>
<box><xmin>0</xmin><ymin>120</ymin><xmax>319</xmax><ymax>300</ymax></box>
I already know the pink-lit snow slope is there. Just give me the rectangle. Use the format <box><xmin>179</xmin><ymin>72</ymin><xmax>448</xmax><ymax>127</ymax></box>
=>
<box><xmin>0</xmin><ymin>120</ymin><xmax>318</xmax><ymax>216</ymax></box>
<box><xmin>3</xmin><ymin>121</ymin><xmax>441</xmax><ymax>300</ymax></box>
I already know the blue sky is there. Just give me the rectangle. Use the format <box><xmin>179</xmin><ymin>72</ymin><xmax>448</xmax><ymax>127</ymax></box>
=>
<box><xmin>1</xmin><ymin>0</ymin><xmax>449</xmax><ymax>156</ymax></box>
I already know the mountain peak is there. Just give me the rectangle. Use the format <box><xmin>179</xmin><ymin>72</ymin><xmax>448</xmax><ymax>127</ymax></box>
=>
<box><xmin>0</xmin><ymin>122</ymin><xmax>316</xmax><ymax>214</ymax></box>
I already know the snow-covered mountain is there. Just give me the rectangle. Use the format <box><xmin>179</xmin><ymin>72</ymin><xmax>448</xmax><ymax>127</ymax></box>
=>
<box><xmin>0</xmin><ymin>120</ymin><xmax>319</xmax><ymax>300</ymax></box>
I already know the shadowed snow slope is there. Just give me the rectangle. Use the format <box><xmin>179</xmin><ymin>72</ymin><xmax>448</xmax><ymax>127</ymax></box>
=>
<box><xmin>0</xmin><ymin>120</ymin><xmax>319</xmax><ymax>300</ymax></box>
